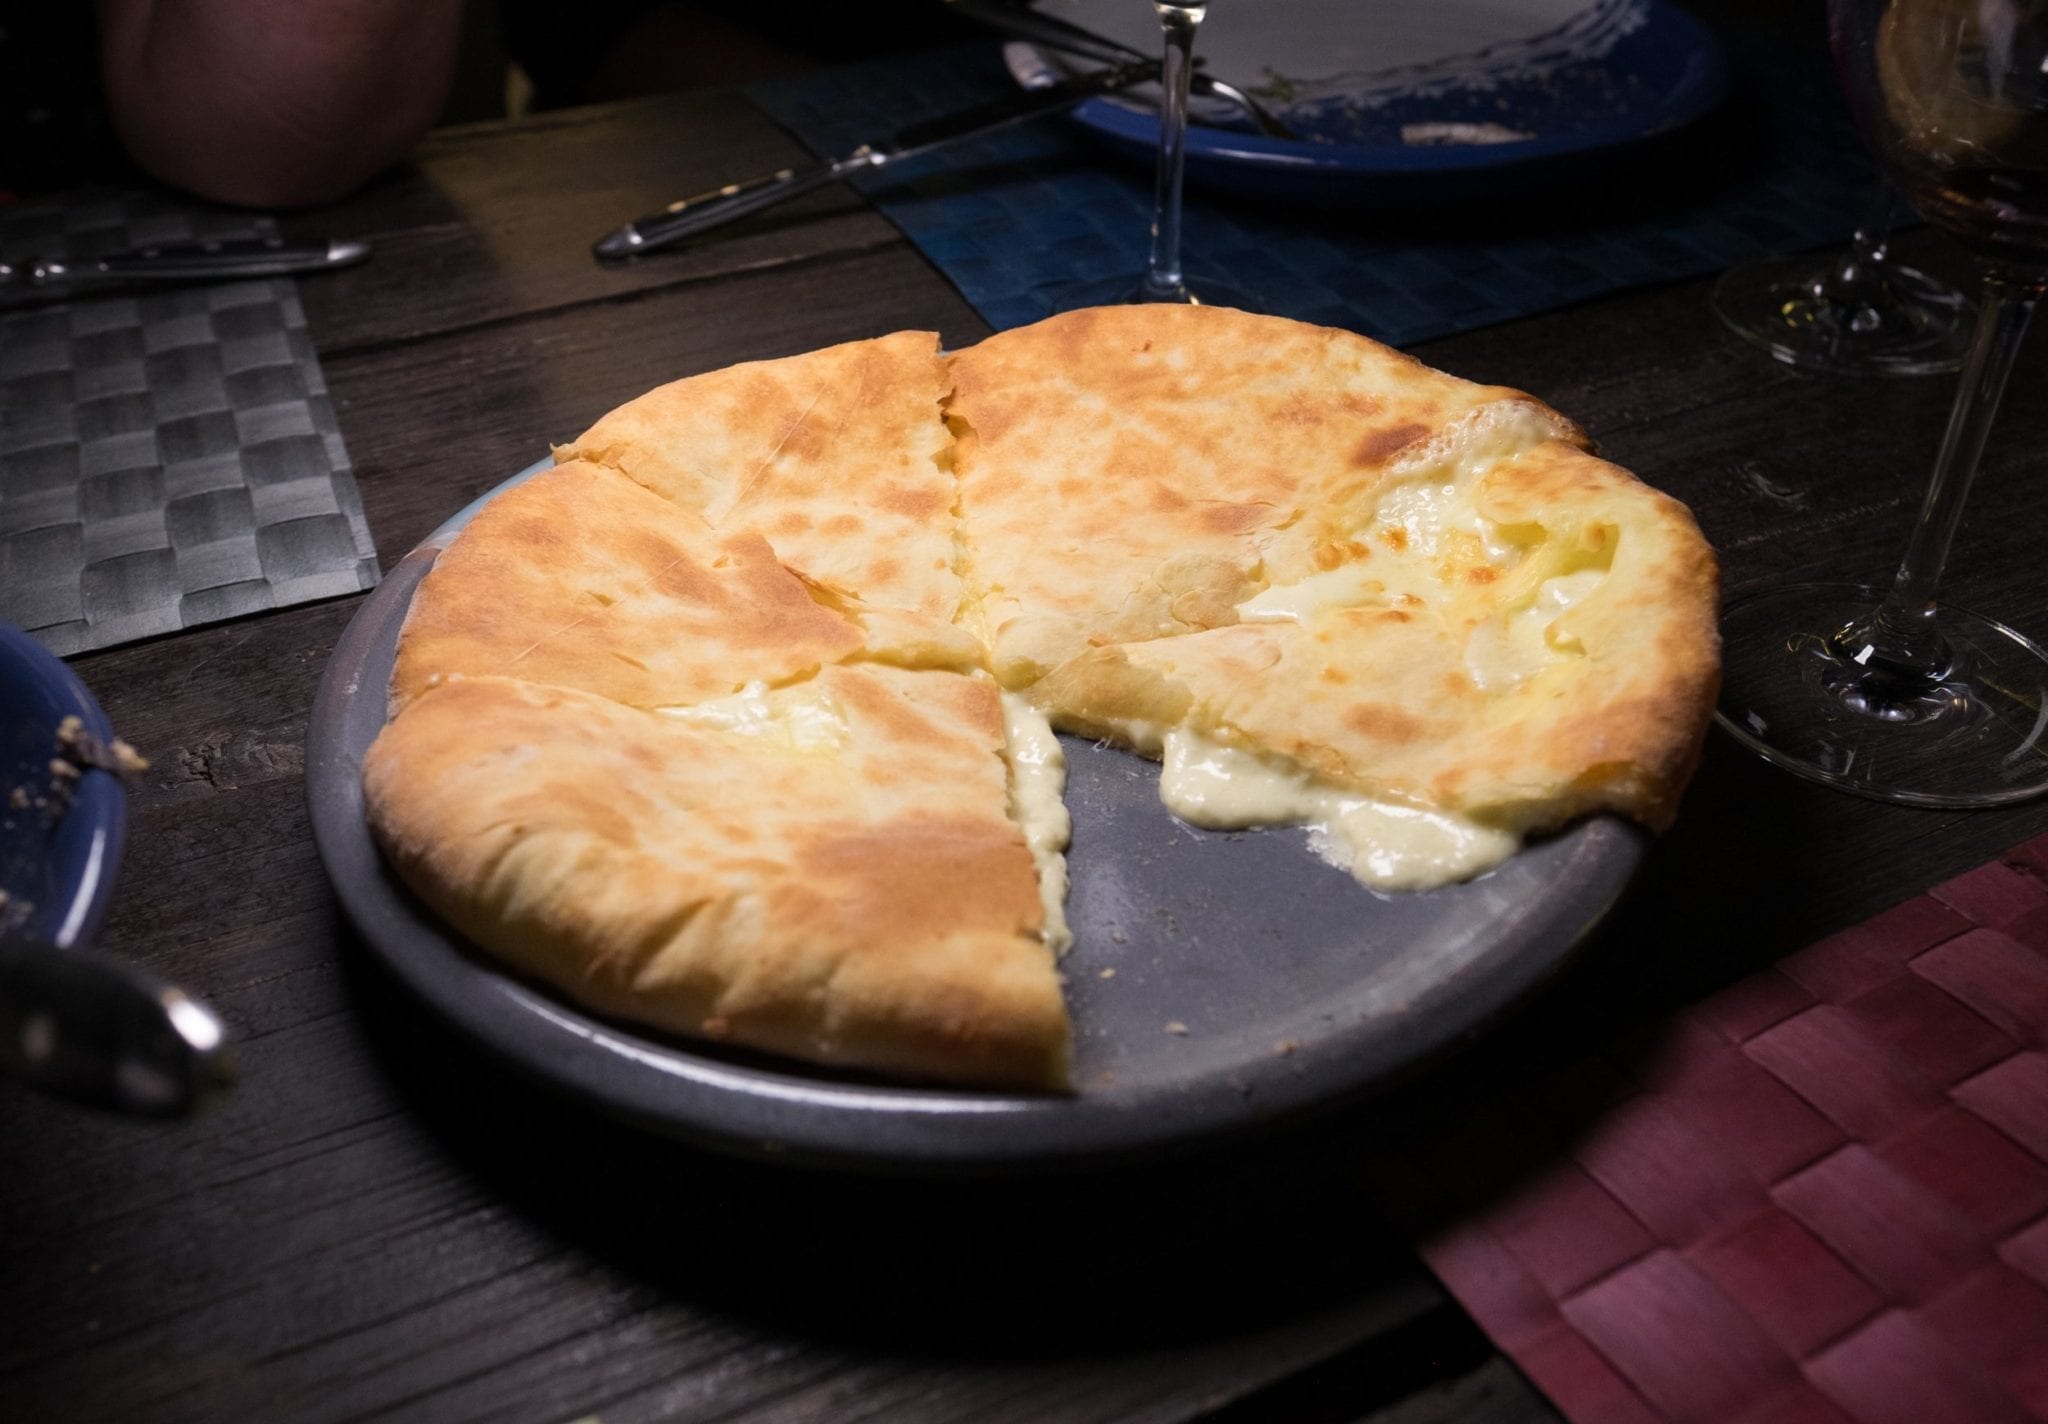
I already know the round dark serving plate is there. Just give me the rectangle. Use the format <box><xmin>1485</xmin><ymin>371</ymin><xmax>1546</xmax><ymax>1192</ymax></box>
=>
<box><xmin>307</xmin><ymin>460</ymin><xmax>1648</xmax><ymax>1170</ymax></box>
<box><xmin>1</xmin><ymin>620</ymin><xmax>129</xmax><ymax>950</ymax></box>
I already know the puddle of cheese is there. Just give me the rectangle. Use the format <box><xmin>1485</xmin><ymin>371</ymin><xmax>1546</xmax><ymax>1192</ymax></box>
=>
<box><xmin>1158</xmin><ymin>728</ymin><xmax>1519</xmax><ymax>892</ymax></box>
<box><xmin>999</xmin><ymin>692</ymin><xmax>1073</xmax><ymax>955</ymax></box>
<box><xmin>1246</xmin><ymin>459</ymin><xmax>1530</xmax><ymax>625</ymax></box>
<box><xmin>1167</xmin><ymin>436</ymin><xmax>1615</xmax><ymax>890</ymax></box>
<box><xmin>1085</xmin><ymin>715</ymin><xmax>1517</xmax><ymax>891</ymax></box>
<box><xmin>1371</xmin><ymin>477</ymin><xmax>1525</xmax><ymax>567</ymax></box>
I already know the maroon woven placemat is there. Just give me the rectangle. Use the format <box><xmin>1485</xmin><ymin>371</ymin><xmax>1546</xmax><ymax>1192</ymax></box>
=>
<box><xmin>1398</xmin><ymin>835</ymin><xmax>2048</xmax><ymax>1423</ymax></box>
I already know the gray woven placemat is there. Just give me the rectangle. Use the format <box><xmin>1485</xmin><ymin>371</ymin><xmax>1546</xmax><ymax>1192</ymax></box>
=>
<box><xmin>0</xmin><ymin>189</ymin><xmax>378</xmax><ymax>657</ymax></box>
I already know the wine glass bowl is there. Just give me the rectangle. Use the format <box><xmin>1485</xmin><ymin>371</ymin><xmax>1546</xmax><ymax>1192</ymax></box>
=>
<box><xmin>1717</xmin><ymin>0</ymin><xmax>2048</xmax><ymax>806</ymax></box>
<box><xmin>1860</xmin><ymin>0</ymin><xmax>2048</xmax><ymax>270</ymax></box>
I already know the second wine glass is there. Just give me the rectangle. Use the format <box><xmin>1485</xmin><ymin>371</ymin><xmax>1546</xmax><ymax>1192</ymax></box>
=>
<box><xmin>1076</xmin><ymin>1</ymin><xmax>1255</xmax><ymax>310</ymax></box>
<box><xmin>1717</xmin><ymin>0</ymin><xmax>2048</xmax><ymax>805</ymax></box>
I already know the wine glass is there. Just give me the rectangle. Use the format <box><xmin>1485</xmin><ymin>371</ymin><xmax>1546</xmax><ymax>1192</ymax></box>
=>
<box><xmin>1711</xmin><ymin>180</ymin><xmax>1972</xmax><ymax>375</ymax></box>
<box><xmin>1717</xmin><ymin>0</ymin><xmax>2048</xmax><ymax>805</ymax></box>
<box><xmin>1071</xmin><ymin>2</ymin><xmax>1255</xmax><ymax>309</ymax></box>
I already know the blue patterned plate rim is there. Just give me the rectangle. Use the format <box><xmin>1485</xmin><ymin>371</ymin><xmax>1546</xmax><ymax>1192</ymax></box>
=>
<box><xmin>0</xmin><ymin>621</ymin><xmax>128</xmax><ymax>951</ymax></box>
<box><xmin>1009</xmin><ymin>0</ymin><xmax>1728</xmax><ymax>179</ymax></box>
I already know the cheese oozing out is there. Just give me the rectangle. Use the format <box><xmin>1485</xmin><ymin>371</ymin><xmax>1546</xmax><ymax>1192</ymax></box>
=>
<box><xmin>1085</xmin><ymin>716</ymin><xmax>1517</xmax><ymax>892</ymax></box>
<box><xmin>1157</xmin><ymin>728</ymin><xmax>1519</xmax><ymax>892</ymax></box>
<box><xmin>1000</xmin><ymin>691</ymin><xmax>1073</xmax><ymax>954</ymax></box>
<box><xmin>1150</xmin><ymin>417</ymin><xmax>1616</xmax><ymax>890</ymax></box>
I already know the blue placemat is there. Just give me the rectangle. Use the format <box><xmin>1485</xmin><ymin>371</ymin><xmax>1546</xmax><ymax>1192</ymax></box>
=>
<box><xmin>748</xmin><ymin>37</ymin><xmax>1878</xmax><ymax>341</ymax></box>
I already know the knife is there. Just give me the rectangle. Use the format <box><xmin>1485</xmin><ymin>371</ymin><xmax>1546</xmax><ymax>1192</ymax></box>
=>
<box><xmin>593</xmin><ymin>58</ymin><xmax>1156</xmax><ymax>261</ymax></box>
<box><xmin>0</xmin><ymin>235</ymin><xmax>372</xmax><ymax>293</ymax></box>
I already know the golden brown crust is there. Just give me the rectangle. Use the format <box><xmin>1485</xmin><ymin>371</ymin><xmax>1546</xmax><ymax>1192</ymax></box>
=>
<box><xmin>370</xmin><ymin>305</ymin><xmax>1720</xmax><ymax>1091</ymax></box>
<box><xmin>944</xmin><ymin>304</ymin><xmax>1580</xmax><ymax>685</ymax></box>
<box><xmin>390</xmin><ymin>459</ymin><xmax>864</xmax><ymax>714</ymax></box>
<box><xmin>364</xmin><ymin>670</ymin><xmax>1068</xmax><ymax>1089</ymax></box>
<box><xmin>560</xmin><ymin>330</ymin><xmax>960</xmax><ymax>620</ymax></box>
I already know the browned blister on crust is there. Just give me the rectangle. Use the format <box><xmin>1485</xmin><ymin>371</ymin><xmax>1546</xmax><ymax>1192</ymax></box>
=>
<box><xmin>364</xmin><ymin>668</ymin><xmax>1069</xmax><ymax>1090</ymax></box>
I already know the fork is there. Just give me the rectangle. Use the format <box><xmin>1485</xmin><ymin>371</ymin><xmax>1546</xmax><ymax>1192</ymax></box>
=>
<box><xmin>944</xmin><ymin>0</ymin><xmax>1301</xmax><ymax>141</ymax></box>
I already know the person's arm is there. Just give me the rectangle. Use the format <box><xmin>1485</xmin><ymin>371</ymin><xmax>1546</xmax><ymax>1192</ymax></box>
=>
<box><xmin>95</xmin><ymin>0</ymin><xmax>464</xmax><ymax>208</ymax></box>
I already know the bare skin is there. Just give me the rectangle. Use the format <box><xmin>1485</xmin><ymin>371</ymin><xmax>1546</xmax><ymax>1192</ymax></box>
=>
<box><xmin>95</xmin><ymin>0</ymin><xmax>464</xmax><ymax>208</ymax></box>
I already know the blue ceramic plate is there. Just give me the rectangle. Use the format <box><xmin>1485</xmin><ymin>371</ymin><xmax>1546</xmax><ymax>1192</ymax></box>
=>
<box><xmin>1010</xmin><ymin>0</ymin><xmax>1729</xmax><ymax>204</ymax></box>
<box><xmin>0</xmin><ymin>622</ymin><xmax>127</xmax><ymax>950</ymax></box>
<box><xmin>307</xmin><ymin>460</ymin><xmax>1649</xmax><ymax>1171</ymax></box>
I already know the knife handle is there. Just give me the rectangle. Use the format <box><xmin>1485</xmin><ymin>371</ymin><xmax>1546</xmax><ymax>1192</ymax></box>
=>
<box><xmin>40</xmin><ymin>236</ymin><xmax>372</xmax><ymax>285</ymax></box>
<box><xmin>593</xmin><ymin>158</ymin><xmax>870</xmax><ymax>261</ymax></box>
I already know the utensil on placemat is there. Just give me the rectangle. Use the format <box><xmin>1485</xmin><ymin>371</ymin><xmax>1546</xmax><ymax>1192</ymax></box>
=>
<box><xmin>0</xmin><ymin>937</ymin><xmax>235</xmax><ymax>1115</ymax></box>
<box><xmin>0</xmin><ymin>234</ymin><xmax>371</xmax><ymax>304</ymax></box>
<box><xmin>944</xmin><ymin>0</ymin><xmax>1298</xmax><ymax>139</ymax></box>
<box><xmin>594</xmin><ymin>59</ymin><xmax>1157</xmax><ymax>259</ymax></box>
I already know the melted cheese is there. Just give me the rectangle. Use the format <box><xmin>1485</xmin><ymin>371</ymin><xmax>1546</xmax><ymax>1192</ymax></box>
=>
<box><xmin>999</xmin><ymin>692</ymin><xmax>1072</xmax><ymax>954</ymax></box>
<box><xmin>1237</xmin><ymin>563</ymin><xmax>1390</xmax><ymax>623</ymax></box>
<box><xmin>1464</xmin><ymin>567</ymin><xmax>1609</xmax><ymax>692</ymax></box>
<box><xmin>656</xmin><ymin>680</ymin><xmax>849</xmax><ymax>751</ymax></box>
<box><xmin>1370</xmin><ymin>477</ymin><xmax>1522</xmax><ymax>567</ymax></box>
<box><xmin>1157</xmin><ymin>728</ymin><xmax>1518</xmax><ymax>891</ymax></box>
<box><xmin>1238</xmin><ymin>422</ymin><xmax>1612</xmax><ymax>698</ymax></box>
<box><xmin>1242</xmin><ymin>431</ymin><xmax>1531</xmax><ymax>625</ymax></box>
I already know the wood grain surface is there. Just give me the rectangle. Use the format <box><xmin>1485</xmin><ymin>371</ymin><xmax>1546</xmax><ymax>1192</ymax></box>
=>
<box><xmin>7</xmin><ymin>21</ymin><xmax>2048</xmax><ymax>1422</ymax></box>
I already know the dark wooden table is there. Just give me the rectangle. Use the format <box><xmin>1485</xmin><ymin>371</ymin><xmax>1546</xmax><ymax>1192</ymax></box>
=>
<box><xmin>8</xmin><ymin>22</ymin><xmax>2048</xmax><ymax>1423</ymax></box>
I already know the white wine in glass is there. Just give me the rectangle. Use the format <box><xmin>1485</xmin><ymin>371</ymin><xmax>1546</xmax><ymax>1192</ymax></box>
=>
<box><xmin>1718</xmin><ymin>0</ymin><xmax>2048</xmax><ymax>805</ymax></box>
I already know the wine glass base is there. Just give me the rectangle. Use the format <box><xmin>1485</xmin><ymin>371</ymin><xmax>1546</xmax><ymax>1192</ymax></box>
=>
<box><xmin>1711</xmin><ymin>255</ymin><xmax>1970</xmax><ymax>376</ymax></box>
<box><xmin>1717</xmin><ymin>582</ymin><xmax>2048</xmax><ymax>807</ymax></box>
<box><xmin>1058</xmin><ymin>273</ymin><xmax>1262</xmax><ymax>313</ymax></box>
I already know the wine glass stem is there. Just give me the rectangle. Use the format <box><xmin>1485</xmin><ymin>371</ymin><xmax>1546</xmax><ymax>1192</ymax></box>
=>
<box><xmin>1859</xmin><ymin>272</ymin><xmax>2039</xmax><ymax>670</ymax></box>
<box><xmin>1828</xmin><ymin>181</ymin><xmax>1897</xmax><ymax>289</ymax></box>
<box><xmin>1141</xmin><ymin>2</ymin><xmax>1205</xmax><ymax>302</ymax></box>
